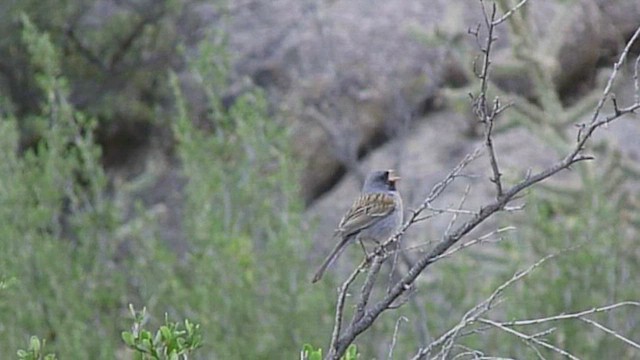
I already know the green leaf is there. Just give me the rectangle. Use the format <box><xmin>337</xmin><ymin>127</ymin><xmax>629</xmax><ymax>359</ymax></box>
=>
<box><xmin>301</xmin><ymin>344</ymin><xmax>322</xmax><ymax>360</ymax></box>
<box><xmin>122</xmin><ymin>331</ymin><xmax>135</xmax><ymax>346</ymax></box>
<box><xmin>343</xmin><ymin>344</ymin><xmax>358</xmax><ymax>360</ymax></box>
<box><xmin>160</xmin><ymin>326</ymin><xmax>172</xmax><ymax>340</ymax></box>
<box><xmin>29</xmin><ymin>336</ymin><xmax>41</xmax><ymax>353</ymax></box>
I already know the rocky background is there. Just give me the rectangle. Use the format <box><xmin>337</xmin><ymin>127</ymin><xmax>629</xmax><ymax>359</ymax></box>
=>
<box><xmin>112</xmin><ymin>0</ymin><xmax>640</xmax><ymax>251</ymax></box>
<box><xmin>5</xmin><ymin>0</ymin><xmax>638</xmax><ymax>237</ymax></box>
<box><xmin>2</xmin><ymin>0</ymin><xmax>640</xmax><ymax>358</ymax></box>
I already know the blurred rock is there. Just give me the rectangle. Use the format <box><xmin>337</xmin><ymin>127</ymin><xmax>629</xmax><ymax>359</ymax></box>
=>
<box><xmin>217</xmin><ymin>0</ymin><xmax>640</xmax><ymax>203</ymax></box>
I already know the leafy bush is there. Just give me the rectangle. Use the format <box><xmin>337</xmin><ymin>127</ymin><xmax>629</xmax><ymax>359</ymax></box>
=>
<box><xmin>121</xmin><ymin>305</ymin><xmax>202</xmax><ymax>360</ymax></box>
<box><xmin>1</xmin><ymin>14</ymin><xmax>334</xmax><ymax>359</ymax></box>
<box><xmin>0</xmin><ymin>0</ymin><xmax>204</xmax><ymax>154</ymax></box>
<box><xmin>0</xmin><ymin>15</ymin><xmax>128</xmax><ymax>358</ymax></box>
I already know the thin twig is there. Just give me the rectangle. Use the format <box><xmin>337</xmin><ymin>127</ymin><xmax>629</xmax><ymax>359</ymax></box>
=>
<box><xmin>589</xmin><ymin>25</ymin><xmax>640</xmax><ymax>127</ymax></box>
<box><xmin>444</xmin><ymin>185</ymin><xmax>472</xmax><ymax>237</ymax></box>
<box><xmin>474</xmin><ymin>3</ymin><xmax>505</xmax><ymax>198</ymax></box>
<box><xmin>429</xmin><ymin>226</ymin><xmax>515</xmax><ymax>262</ymax></box>
<box><xmin>413</xmin><ymin>252</ymin><xmax>558</xmax><ymax>360</ymax></box>
<box><xmin>634</xmin><ymin>55</ymin><xmax>640</xmax><ymax>105</ymax></box>
<box><xmin>498</xmin><ymin>302</ymin><xmax>640</xmax><ymax>326</ymax></box>
<box><xmin>328</xmin><ymin>265</ymin><xmax>361</xmax><ymax>358</ymax></box>
<box><xmin>579</xmin><ymin>317</ymin><xmax>640</xmax><ymax>350</ymax></box>
<box><xmin>492</xmin><ymin>0</ymin><xmax>529</xmax><ymax>25</ymax></box>
<box><xmin>478</xmin><ymin>318</ymin><xmax>580</xmax><ymax>360</ymax></box>
<box><xmin>352</xmin><ymin>256</ymin><xmax>384</xmax><ymax>324</ymax></box>
<box><xmin>387</xmin><ymin>316</ymin><xmax>408</xmax><ymax>360</ymax></box>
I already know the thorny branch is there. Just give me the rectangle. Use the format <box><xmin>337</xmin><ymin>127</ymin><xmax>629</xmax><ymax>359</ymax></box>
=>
<box><xmin>323</xmin><ymin>1</ymin><xmax>640</xmax><ymax>357</ymax></box>
<box><xmin>473</xmin><ymin>2</ymin><xmax>505</xmax><ymax>198</ymax></box>
<box><xmin>414</xmin><ymin>252</ymin><xmax>559</xmax><ymax>360</ymax></box>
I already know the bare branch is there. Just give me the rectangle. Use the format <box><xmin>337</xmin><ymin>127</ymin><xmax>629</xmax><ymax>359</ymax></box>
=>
<box><xmin>426</xmin><ymin>206</ymin><xmax>477</xmax><ymax>216</ymax></box>
<box><xmin>499</xmin><ymin>302</ymin><xmax>640</xmax><ymax>326</ymax></box>
<box><xmin>472</xmin><ymin>2</ymin><xmax>505</xmax><ymax>198</ymax></box>
<box><xmin>444</xmin><ymin>185</ymin><xmax>472</xmax><ymax>237</ymax></box>
<box><xmin>428</xmin><ymin>226</ymin><xmax>515</xmax><ymax>262</ymax></box>
<box><xmin>352</xmin><ymin>256</ymin><xmax>385</xmax><ymax>324</ymax></box>
<box><xmin>634</xmin><ymin>55</ymin><xmax>640</xmax><ymax>105</ymax></box>
<box><xmin>483</xmin><ymin>97</ymin><xmax>504</xmax><ymax>198</ymax></box>
<box><xmin>412</xmin><ymin>252</ymin><xmax>558</xmax><ymax>360</ymax></box>
<box><xmin>470</xmin><ymin>302</ymin><xmax>640</xmax><ymax>357</ymax></box>
<box><xmin>579</xmin><ymin>317</ymin><xmax>640</xmax><ymax>350</ymax></box>
<box><xmin>478</xmin><ymin>318</ymin><xmax>580</xmax><ymax>360</ymax></box>
<box><xmin>328</xmin><ymin>265</ymin><xmax>362</xmax><ymax>358</ymax></box>
<box><xmin>492</xmin><ymin>0</ymin><xmax>529</xmax><ymax>25</ymax></box>
<box><xmin>589</xmin><ymin>25</ymin><xmax>640</xmax><ymax>126</ymax></box>
<box><xmin>387</xmin><ymin>316</ymin><xmax>408</xmax><ymax>360</ymax></box>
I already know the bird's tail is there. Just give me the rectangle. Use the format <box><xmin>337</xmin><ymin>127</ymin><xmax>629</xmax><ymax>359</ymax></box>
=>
<box><xmin>311</xmin><ymin>235</ymin><xmax>352</xmax><ymax>283</ymax></box>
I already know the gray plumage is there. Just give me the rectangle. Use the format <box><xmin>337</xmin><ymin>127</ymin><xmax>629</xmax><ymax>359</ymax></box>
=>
<box><xmin>312</xmin><ymin>170</ymin><xmax>403</xmax><ymax>283</ymax></box>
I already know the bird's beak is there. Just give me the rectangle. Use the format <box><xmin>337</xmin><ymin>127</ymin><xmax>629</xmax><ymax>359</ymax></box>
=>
<box><xmin>388</xmin><ymin>170</ymin><xmax>401</xmax><ymax>183</ymax></box>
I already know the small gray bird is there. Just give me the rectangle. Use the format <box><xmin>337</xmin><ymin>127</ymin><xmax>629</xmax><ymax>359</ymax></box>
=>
<box><xmin>312</xmin><ymin>170</ymin><xmax>403</xmax><ymax>283</ymax></box>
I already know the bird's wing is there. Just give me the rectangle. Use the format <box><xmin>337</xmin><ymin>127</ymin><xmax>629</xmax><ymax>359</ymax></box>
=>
<box><xmin>337</xmin><ymin>192</ymin><xmax>396</xmax><ymax>237</ymax></box>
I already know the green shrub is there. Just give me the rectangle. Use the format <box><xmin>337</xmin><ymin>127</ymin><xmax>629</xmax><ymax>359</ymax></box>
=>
<box><xmin>136</xmin><ymin>35</ymin><xmax>335</xmax><ymax>358</ymax></box>
<box><xmin>0</xmin><ymin>0</ymin><xmax>208</xmax><ymax>158</ymax></box>
<box><xmin>1</xmin><ymin>14</ymin><xmax>334</xmax><ymax>359</ymax></box>
<box><xmin>121</xmin><ymin>305</ymin><xmax>202</xmax><ymax>360</ymax></box>
<box><xmin>0</xmin><ymin>16</ymin><xmax>128</xmax><ymax>358</ymax></box>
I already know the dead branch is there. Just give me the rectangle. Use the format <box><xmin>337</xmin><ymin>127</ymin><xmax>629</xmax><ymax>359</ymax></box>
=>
<box><xmin>322</xmin><ymin>1</ymin><xmax>640</xmax><ymax>357</ymax></box>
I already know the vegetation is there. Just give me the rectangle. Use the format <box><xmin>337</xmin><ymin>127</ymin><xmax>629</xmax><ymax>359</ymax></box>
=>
<box><xmin>0</xmin><ymin>13</ymin><xmax>334</xmax><ymax>359</ymax></box>
<box><xmin>0</xmin><ymin>0</ymin><xmax>200</xmax><ymax>141</ymax></box>
<box><xmin>1</xmin><ymin>1</ymin><xmax>638</xmax><ymax>359</ymax></box>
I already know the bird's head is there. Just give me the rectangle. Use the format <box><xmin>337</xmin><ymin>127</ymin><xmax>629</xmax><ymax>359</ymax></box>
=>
<box><xmin>364</xmin><ymin>169</ymin><xmax>400</xmax><ymax>192</ymax></box>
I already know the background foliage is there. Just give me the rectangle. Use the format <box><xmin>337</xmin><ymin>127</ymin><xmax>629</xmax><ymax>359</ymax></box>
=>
<box><xmin>0</xmin><ymin>11</ymin><xmax>334</xmax><ymax>359</ymax></box>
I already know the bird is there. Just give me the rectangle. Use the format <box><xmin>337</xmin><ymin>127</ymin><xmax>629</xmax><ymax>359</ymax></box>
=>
<box><xmin>312</xmin><ymin>169</ymin><xmax>403</xmax><ymax>283</ymax></box>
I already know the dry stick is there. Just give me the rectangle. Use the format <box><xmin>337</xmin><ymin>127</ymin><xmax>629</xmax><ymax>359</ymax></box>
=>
<box><xmin>498</xmin><ymin>301</ymin><xmax>640</xmax><ymax>326</ymax></box>
<box><xmin>492</xmin><ymin>0</ymin><xmax>529</xmax><ymax>25</ymax></box>
<box><xmin>522</xmin><ymin>339</ymin><xmax>547</xmax><ymax>360</ymax></box>
<box><xmin>327</xmin><ymin>265</ymin><xmax>362</xmax><ymax>358</ymax></box>
<box><xmin>589</xmin><ymin>25</ymin><xmax>640</xmax><ymax>127</ymax></box>
<box><xmin>398</xmin><ymin>227</ymin><xmax>509</xmax><ymax>257</ymax></box>
<box><xmin>449</xmin><ymin>346</ymin><xmax>489</xmax><ymax>360</ymax></box>
<box><xmin>478</xmin><ymin>318</ymin><xmax>580</xmax><ymax>360</ymax></box>
<box><xmin>634</xmin><ymin>55</ymin><xmax>640</xmax><ymax>105</ymax></box>
<box><xmin>352</xmin><ymin>256</ymin><xmax>384</xmax><ymax>324</ymax></box>
<box><xmin>410</xmin><ymin>253</ymin><xmax>558</xmax><ymax>360</ymax></box>
<box><xmin>420</xmin><ymin>272</ymin><xmax>640</xmax><ymax>358</ymax></box>
<box><xmin>444</xmin><ymin>185</ymin><xmax>472</xmax><ymax>237</ymax></box>
<box><xmin>387</xmin><ymin>316</ymin><xmax>408</xmax><ymax>360</ymax></box>
<box><xmin>578</xmin><ymin>317</ymin><xmax>640</xmax><ymax>350</ymax></box>
<box><xmin>428</xmin><ymin>226</ymin><xmax>515</xmax><ymax>262</ymax></box>
<box><xmin>426</xmin><ymin>206</ymin><xmax>477</xmax><ymax>216</ymax></box>
<box><xmin>386</xmin><ymin>221</ymin><xmax>406</xmax><ymax>295</ymax></box>
<box><xmin>476</xmin><ymin>2</ymin><xmax>505</xmax><ymax>198</ymax></box>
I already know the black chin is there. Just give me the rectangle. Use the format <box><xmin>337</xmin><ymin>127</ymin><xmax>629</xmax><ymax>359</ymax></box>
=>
<box><xmin>388</xmin><ymin>181</ymin><xmax>397</xmax><ymax>191</ymax></box>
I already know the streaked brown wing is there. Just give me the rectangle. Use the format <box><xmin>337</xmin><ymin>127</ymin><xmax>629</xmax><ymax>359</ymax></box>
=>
<box><xmin>337</xmin><ymin>193</ymin><xmax>396</xmax><ymax>236</ymax></box>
